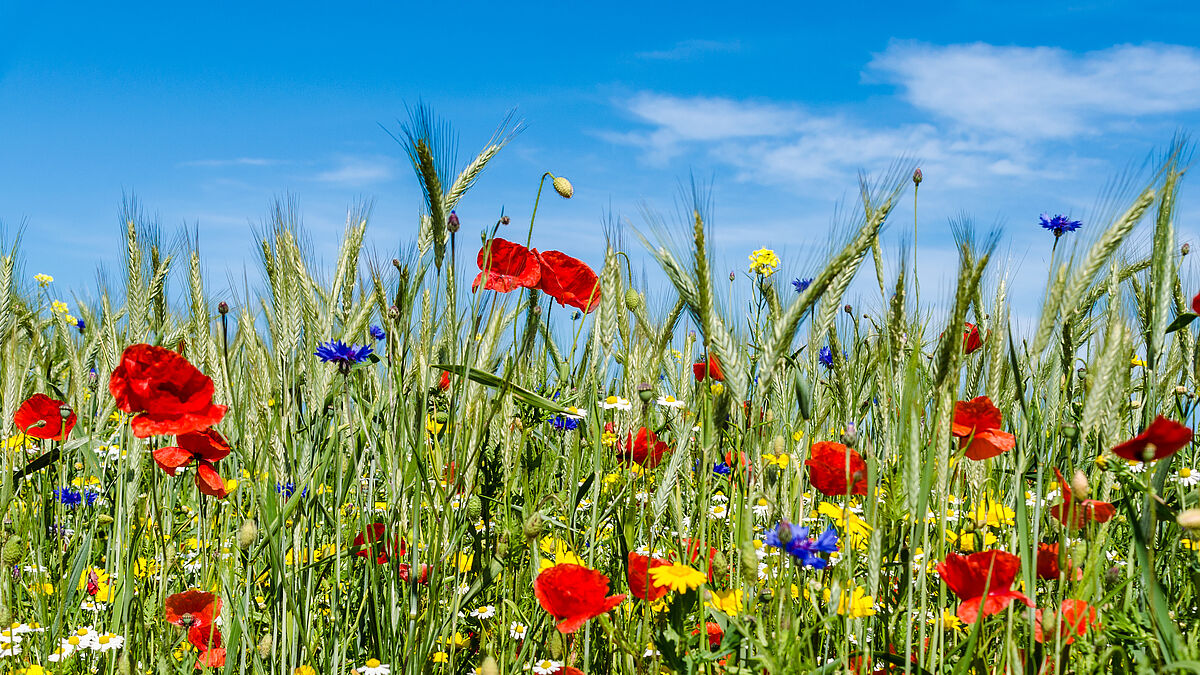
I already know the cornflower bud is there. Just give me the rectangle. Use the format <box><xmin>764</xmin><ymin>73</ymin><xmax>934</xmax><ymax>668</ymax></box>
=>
<box><xmin>913</xmin><ymin>168</ymin><xmax>923</xmax><ymax>185</ymax></box>
<box><xmin>1183</xmin><ymin>243</ymin><xmax>1191</xmax><ymax>256</ymax></box>
<box><xmin>447</xmin><ymin>210</ymin><xmax>460</xmax><ymax>233</ymax></box>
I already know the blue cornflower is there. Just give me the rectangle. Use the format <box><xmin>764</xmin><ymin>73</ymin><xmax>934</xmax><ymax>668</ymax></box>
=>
<box><xmin>54</xmin><ymin>487</ymin><xmax>83</xmax><ymax>508</ymax></box>
<box><xmin>76</xmin><ymin>318</ymin><xmax>86</xmax><ymax>331</ymax></box>
<box><xmin>764</xmin><ymin>520</ymin><xmax>839</xmax><ymax>568</ymax></box>
<box><xmin>276</xmin><ymin>482</ymin><xmax>296</xmax><ymax>498</ymax></box>
<box><xmin>793</xmin><ymin>277</ymin><xmax>813</xmax><ymax>294</ymax></box>
<box><xmin>550</xmin><ymin>415</ymin><xmax>579</xmax><ymax>431</ymax></box>
<box><xmin>712</xmin><ymin>462</ymin><xmax>732</xmax><ymax>476</ymax></box>
<box><xmin>84</xmin><ymin>490</ymin><xmax>101</xmax><ymax>506</ymax></box>
<box><xmin>818</xmin><ymin>346</ymin><xmax>834</xmax><ymax>369</ymax></box>
<box><xmin>315</xmin><ymin>340</ymin><xmax>373</xmax><ymax>372</ymax></box>
<box><xmin>369</xmin><ymin>325</ymin><xmax>386</xmax><ymax>341</ymax></box>
<box><xmin>1040</xmin><ymin>213</ymin><xmax>1082</xmax><ymax>238</ymax></box>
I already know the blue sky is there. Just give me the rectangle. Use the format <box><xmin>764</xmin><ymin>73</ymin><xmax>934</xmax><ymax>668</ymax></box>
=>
<box><xmin>3</xmin><ymin>1</ymin><xmax>1200</xmax><ymax>325</ymax></box>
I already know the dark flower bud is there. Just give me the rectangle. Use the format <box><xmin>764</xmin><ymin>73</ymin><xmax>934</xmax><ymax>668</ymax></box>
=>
<box><xmin>729</xmin><ymin>271</ymin><xmax>736</xmax><ymax>282</ymax></box>
<box><xmin>1183</xmin><ymin>243</ymin><xmax>1191</xmax><ymax>256</ymax></box>
<box><xmin>776</xmin><ymin>520</ymin><xmax>794</xmax><ymax>545</ymax></box>
<box><xmin>500</xmin><ymin>215</ymin><xmax>510</xmax><ymax>226</ymax></box>
<box><xmin>447</xmin><ymin>210</ymin><xmax>460</xmax><ymax>233</ymax></box>
<box><xmin>843</xmin><ymin>304</ymin><xmax>853</xmax><ymax>316</ymax></box>
<box><xmin>571</xmin><ymin>311</ymin><xmax>581</xmax><ymax>321</ymax></box>
<box><xmin>217</xmin><ymin>301</ymin><xmax>229</xmax><ymax>315</ymax></box>
<box><xmin>388</xmin><ymin>305</ymin><xmax>400</xmax><ymax>320</ymax></box>
<box><xmin>392</xmin><ymin>258</ymin><xmax>402</xmax><ymax>271</ymax></box>
<box><xmin>840</xmin><ymin>422</ymin><xmax>858</xmax><ymax>448</ymax></box>
<box><xmin>913</xmin><ymin>168</ymin><xmax>923</xmax><ymax>185</ymax></box>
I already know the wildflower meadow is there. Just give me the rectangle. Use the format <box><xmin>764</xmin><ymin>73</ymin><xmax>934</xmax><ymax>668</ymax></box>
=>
<box><xmin>4</xmin><ymin>112</ymin><xmax>1200</xmax><ymax>675</ymax></box>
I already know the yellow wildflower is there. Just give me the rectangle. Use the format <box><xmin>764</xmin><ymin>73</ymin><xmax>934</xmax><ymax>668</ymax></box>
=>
<box><xmin>764</xmin><ymin>453</ymin><xmax>789</xmax><ymax>468</ymax></box>
<box><xmin>295</xmin><ymin>667</ymin><xmax>317</xmax><ymax>675</ymax></box>
<box><xmin>51</xmin><ymin>300</ymin><xmax>69</xmax><ymax>314</ymax></box>
<box><xmin>648</xmin><ymin>564</ymin><xmax>706</xmax><ymax>593</ymax></box>
<box><xmin>33</xmin><ymin>273</ymin><xmax>53</xmax><ymax>286</ymax></box>
<box><xmin>710</xmin><ymin>382</ymin><xmax>724</xmax><ymax>396</ymax></box>
<box><xmin>967</xmin><ymin>499</ymin><xmax>1015</xmax><ymax>528</ymax></box>
<box><xmin>601</xmin><ymin>431</ymin><xmax>618</xmax><ymax>447</ymax></box>
<box><xmin>431</xmin><ymin>651</ymin><xmax>449</xmax><ymax>663</ymax></box>
<box><xmin>747</xmin><ymin>247</ymin><xmax>781</xmax><ymax>277</ymax></box>
<box><xmin>817</xmin><ymin>502</ymin><xmax>872</xmax><ymax>550</ymax></box>
<box><xmin>706</xmin><ymin>588</ymin><xmax>744</xmax><ymax>616</ymax></box>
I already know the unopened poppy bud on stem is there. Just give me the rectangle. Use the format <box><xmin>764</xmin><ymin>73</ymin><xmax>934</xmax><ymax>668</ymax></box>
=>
<box><xmin>238</xmin><ymin>519</ymin><xmax>259</xmax><ymax>549</ymax></box>
<box><xmin>551</xmin><ymin>175</ymin><xmax>574</xmax><ymax>199</ymax></box>
<box><xmin>624</xmin><ymin>288</ymin><xmax>641</xmax><ymax>311</ymax></box>
<box><xmin>1070</xmin><ymin>471</ymin><xmax>1089</xmax><ymax>500</ymax></box>
<box><xmin>1178</xmin><ymin>508</ymin><xmax>1200</xmax><ymax>529</ymax></box>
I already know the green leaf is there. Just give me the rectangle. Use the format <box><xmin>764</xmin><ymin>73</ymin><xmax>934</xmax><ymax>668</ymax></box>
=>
<box><xmin>1166</xmin><ymin>312</ymin><xmax>1197</xmax><ymax>334</ymax></box>
<box><xmin>432</xmin><ymin>364</ymin><xmax>568</xmax><ymax>414</ymax></box>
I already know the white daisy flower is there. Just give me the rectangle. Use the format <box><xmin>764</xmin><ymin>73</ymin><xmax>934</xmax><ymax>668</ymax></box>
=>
<box><xmin>96</xmin><ymin>632</ymin><xmax>124</xmax><ymax>651</ymax></box>
<box><xmin>644</xmin><ymin>645</ymin><xmax>662</xmax><ymax>657</ymax></box>
<box><xmin>47</xmin><ymin>644</ymin><xmax>74</xmax><ymax>661</ymax></box>
<box><xmin>633</xmin><ymin>491</ymin><xmax>649</xmax><ymax>503</ymax></box>
<box><xmin>1177</xmin><ymin>467</ymin><xmax>1200</xmax><ymax>487</ymax></box>
<box><xmin>0</xmin><ymin>644</ymin><xmax>19</xmax><ymax>657</ymax></box>
<box><xmin>509</xmin><ymin>622</ymin><xmax>528</xmax><ymax>640</ymax></box>
<box><xmin>1129</xmin><ymin>460</ymin><xmax>1149</xmax><ymax>474</ymax></box>
<box><xmin>531</xmin><ymin>659</ymin><xmax>562</xmax><ymax>675</ymax></box>
<box><xmin>752</xmin><ymin>497</ymin><xmax>770</xmax><ymax>518</ymax></box>
<box><xmin>655</xmin><ymin>395</ymin><xmax>684</xmax><ymax>409</ymax></box>
<box><xmin>470</xmin><ymin>605</ymin><xmax>496</xmax><ymax>620</ymax></box>
<box><xmin>709</xmin><ymin>503</ymin><xmax>729</xmax><ymax>520</ymax></box>
<box><xmin>457</xmin><ymin>583</ymin><xmax>470</xmax><ymax>595</ymax></box>
<box><xmin>562</xmin><ymin>406</ymin><xmax>587</xmax><ymax>419</ymax></box>
<box><xmin>359</xmin><ymin>659</ymin><xmax>390</xmax><ymax>675</ymax></box>
<box><xmin>600</xmin><ymin>396</ymin><xmax>632</xmax><ymax>411</ymax></box>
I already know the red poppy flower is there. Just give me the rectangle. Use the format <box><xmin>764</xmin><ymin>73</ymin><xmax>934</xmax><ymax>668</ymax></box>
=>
<box><xmin>438</xmin><ymin>370</ymin><xmax>451</xmax><ymax>391</ymax></box>
<box><xmin>1110</xmin><ymin>415</ymin><xmax>1193</xmax><ymax>462</ymax></box>
<box><xmin>109</xmin><ymin>344</ymin><xmax>227</xmax><ymax>437</ymax></box>
<box><xmin>804</xmin><ymin>441</ymin><xmax>868</xmax><ymax>496</ymax></box>
<box><xmin>692</xmin><ymin>621</ymin><xmax>723</xmax><ymax>648</ymax></box>
<box><xmin>963</xmin><ymin>323</ymin><xmax>983</xmax><ymax>354</ymax></box>
<box><xmin>1034</xmin><ymin>599</ymin><xmax>1099</xmax><ymax>644</ymax></box>
<box><xmin>473</xmin><ymin>238</ymin><xmax>541</xmax><ymax>293</ymax></box>
<box><xmin>537</xmin><ymin>250</ymin><xmax>602</xmax><ymax>313</ymax></box>
<box><xmin>13</xmin><ymin>393</ymin><xmax>76</xmax><ymax>441</ymax></box>
<box><xmin>937</xmin><ymin>550</ymin><xmax>1033</xmax><ymax>623</ymax></box>
<box><xmin>353</xmin><ymin>523</ymin><xmax>405</xmax><ymax>564</ymax></box>
<box><xmin>549</xmin><ymin>668</ymin><xmax>585</xmax><ymax>675</ymax></box>
<box><xmin>1049</xmin><ymin>469</ymin><xmax>1115</xmax><ymax>529</ymax></box>
<box><xmin>626</xmin><ymin>552</ymin><xmax>671</xmax><ymax>601</ymax></box>
<box><xmin>950</xmin><ymin>396</ymin><xmax>1016</xmax><ymax>461</ymax></box>
<box><xmin>194</xmin><ymin>462</ymin><xmax>229</xmax><ymax>499</ymax></box>
<box><xmin>188</xmin><ymin>625</ymin><xmax>226</xmax><ymax>668</ymax></box>
<box><xmin>692</xmin><ymin>354</ymin><xmax>724</xmax><ymax>382</ymax></box>
<box><xmin>398</xmin><ymin>562</ymin><xmax>432</xmax><ymax>584</ymax></box>
<box><xmin>165</xmin><ymin>589</ymin><xmax>221</xmax><ymax>629</ymax></box>
<box><xmin>1035</xmin><ymin>542</ymin><xmax>1080</xmax><ymax>581</ymax></box>
<box><xmin>1193</xmin><ymin>291</ymin><xmax>1200</xmax><ymax>315</ymax></box>
<box><xmin>152</xmin><ymin>428</ymin><xmax>231</xmax><ymax>476</ymax></box>
<box><xmin>619</xmin><ymin>427</ymin><xmax>672</xmax><ymax>469</ymax></box>
<box><xmin>681</xmin><ymin>538</ymin><xmax>719</xmax><ymax>583</ymax></box>
<box><xmin>534</xmin><ymin>563</ymin><xmax>626</xmax><ymax>633</ymax></box>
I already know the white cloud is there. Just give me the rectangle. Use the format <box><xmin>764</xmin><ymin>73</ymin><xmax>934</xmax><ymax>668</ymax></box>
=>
<box><xmin>636</xmin><ymin>39</ymin><xmax>740</xmax><ymax>61</ymax></box>
<box><xmin>313</xmin><ymin>156</ymin><xmax>394</xmax><ymax>186</ymax></box>
<box><xmin>867</xmin><ymin>41</ymin><xmax>1200</xmax><ymax>139</ymax></box>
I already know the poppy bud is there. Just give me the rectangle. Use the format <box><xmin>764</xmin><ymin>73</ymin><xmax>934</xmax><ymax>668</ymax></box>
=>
<box><xmin>773</xmin><ymin>435</ymin><xmax>785</xmax><ymax>455</ymax></box>
<box><xmin>218</xmin><ymin>301</ymin><xmax>229</xmax><ymax>315</ymax></box>
<box><xmin>1178</xmin><ymin>508</ymin><xmax>1200</xmax><ymax>529</ymax></box>
<box><xmin>1</xmin><ymin>536</ymin><xmax>23</xmax><ymax>566</ymax></box>
<box><xmin>841</xmin><ymin>423</ymin><xmax>858</xmax><ymax>449</ymax></box>
<box><xmin>740</xmin><ymin>539</ymin><xmax>759</xmax><ymax>585</ymax></box>
<box><xmin>913</xmin><ymin>168</ymin><xmax>923</xmax><ymax>185</ymax></box>
<box><xmin>466</xmin><ymin>495</ymin><xmax>482</xmax><ymax>520</ymax></box>
<box><xmin>59</xmin><ymin>404</ymin><xmax>72</xmax><ymax>420</ymax></box>
<box><xmin>481</xmin><ymin>657</ymin><xmax>499</xmax><ymax>675</ymax></box>
<box><xmin>523</xmin><ymin>514</ymin><xmax>544</xmax><ymax>540</ymax></box>
<box><xmin>117</xmin><ymin>651</ymin><xmax>132</xmax><ymax>675</ymax></box>
<box><xmin>238</xmin><ymin>519</ymin><xmax>259</xmax><ymax>550</ymax></box>
<box><xmin>500</xmin><ymin>215</ymin><xmax>510</xmax><ymax>226</ymax></box>
<box><xmin>638</xmin><ymin>382</ymin><xmax>653</xmax><ymax>403</ymax></box>
<box><xmin>448</xmin><ymin>210</ymin><xmax>460</xmax><ymax>233</ymax></box>
<box><xmin>711</xmin><ymin>549</ymin><xmax>729</xmax><ymax>581</ymax></box>
<box><xmin>793</xmin><ymin>372</ymin><xmax>812</xmax><ymax>420</ymax></box>
<box><xmin>1061</xmin><ymin>423</ymin><xmax>1078</xmax><ymax>440</ymax></box>
<box><xmin>1070</xmin><ymin>470</ymin><xmax>1089</xmax><ymax>500</ymax></box>
<box><xmin>257</xmin><ymin>633</ymin><xmax>273</xmax><ymax>659</ymax></box>
<box><xmin>1183</xmin><ymin>243</ymin><xmax>1191</xmax><ymax>256</ymax></box>
<box><xmin>758</xmin><ymin>587</ymin><xmax>774</xmax><ymax>603</ymax></box>
<box><xmin>551</xmin><ymin>175</ymin><xmax>574</xmax><ymax>199</ymax></box>
<box><xmin>97</xmin><ymin>514</ymin><xmax>114</xmax><ymax>527</ymax></box>
<box><xmin>624</xmin><ymin>288</ymin><xmax>641</xmax><ymax>311</ymax></box>
<box><xmin>0</xmin><ymin>605</ymin><xmax>10</xmax><ymax>633</ymax></box>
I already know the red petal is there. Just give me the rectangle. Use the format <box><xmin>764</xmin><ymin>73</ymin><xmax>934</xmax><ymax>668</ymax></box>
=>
<box><xmin>194</xmin><ymin>461</ymin><xmax>229</xmax><ymax>499</ymax></box>
<box><xmin>152</xmin><ymin>446</ymin><xmax>194</xmax><ymax>474</ymax></box>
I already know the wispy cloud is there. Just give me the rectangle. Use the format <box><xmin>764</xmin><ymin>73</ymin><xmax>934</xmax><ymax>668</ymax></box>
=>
<box><xmin>636</xmin><ymin>39</ymin><xmax>740</xmax><ymax>61</ymax></box>
<box><xmin>610</xmin><ymin>42</ymin><xmax>1200</xmax><ymax>192</ymax></box>
<box><xmin>867</xmin><ymin>41</ymin><xmax>1200</xmax><ymax>139</ymax></box>
<box><xmin>312</xmin><ymin>155</ymin><xmax>395</xmax><ymax>186</ymax></box>
<box><xmin>179</xmin><ymin>157</ymin><xmax>284</xmax><ymax>168</ymax></box>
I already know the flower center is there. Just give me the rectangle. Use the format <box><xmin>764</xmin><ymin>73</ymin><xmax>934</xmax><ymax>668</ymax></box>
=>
<box><xmin>1183</xmin><ymin>468</ymin><xmax>1193</xmax><ymax>478</ymax></box>
<box><xmin>180</xmin><ymin>613</ymin><xmax>196</xmax><ymax>628</ymax></box>
<box><xmin>365</xmin><ymin>659</ymin><xmax>381</xmax><ymax>668</ymax></box>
